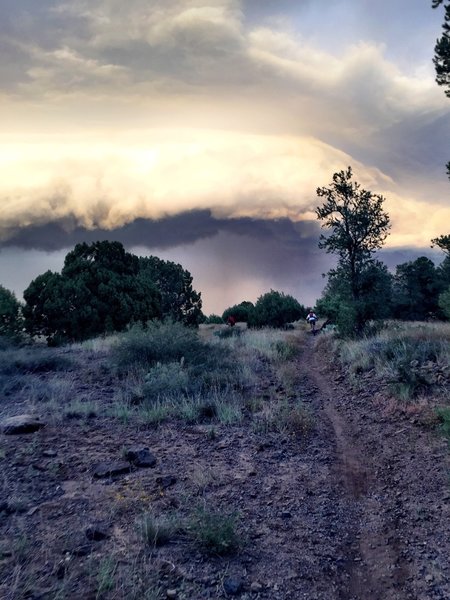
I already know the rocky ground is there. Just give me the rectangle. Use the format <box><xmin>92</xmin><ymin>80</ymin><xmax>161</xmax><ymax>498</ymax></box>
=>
<box><xmin>0</xmin><ymin>333</ymin><xmax>449</xmax><ymax>599</ymax></box>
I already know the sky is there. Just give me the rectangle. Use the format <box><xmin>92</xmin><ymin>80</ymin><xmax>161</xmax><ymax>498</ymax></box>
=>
<box><xmin>1</xmin><ymin>0</ymin><xmax>449</xmax><ymax>314</ymax></box>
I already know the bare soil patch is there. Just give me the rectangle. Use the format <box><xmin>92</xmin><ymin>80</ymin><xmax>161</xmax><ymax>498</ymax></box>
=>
<box><xmin>0</xmin><ymin>333</ymin><xmax>449</xmax><ymax>599</ymax></box>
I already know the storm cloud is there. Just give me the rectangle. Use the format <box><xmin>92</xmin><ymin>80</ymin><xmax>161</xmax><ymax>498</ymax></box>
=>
<box><xmin>0</xmin><ymin>211</ymin><xmax>443</xmax><ymax>314</ymax></box>
<box><xmin>0</xmin><ymin>212</ymin><xmax>328</xmax><ymax>311</ymax></box>
<box><xmin>0</xmin><ymin>0</ymin><xmax>449</xmax><ymax>311</ymax></box>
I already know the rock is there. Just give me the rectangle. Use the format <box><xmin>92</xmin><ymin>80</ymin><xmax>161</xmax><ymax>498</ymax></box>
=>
<box><xmin>85</xmin><ymin>523</ymin><xmax>110</xmax><ymax>541</ymax></box>
<box><xmin>32</xmin><ymin>462</ymin><xmax>47</xmax><ymax>472</ymax></box>
<box><xmin>223</xmin><ymin>576</ymin><xmax>243</xmax><ymax>595</ymax></box>
<box><xmin>125</xmin><ymin>447</ymin><xmax>157</xmax><ymax>468</ymax></box>
<box><xmin>43</xmin><ymin>449</ymin><xmax>57</xmax><ymax>458</ymax></box>
<box><xmin>92</xmin><ymin>462</ymin><xmax>131</xmax><ymax>479</ymax></box>
<box><xmin>250</xmin><ymin>582</ymin><xmax>263</xmax><ymax>593</ymax></box>
<box><xmin>2</xmin><ymin>414</ymin><xmax>45</xmax><ymax>435</ymax></box>
<box><xmin>156</xmin><ymin>475</ymin><xmax>177</xmax><ymax>489</ymax></box>
<box><xmin>166</xmin><ymin>590</ymin><xmax>177</xmax><ymax>599</ymax></box>
<box><xmin>70</xmin><ymin>544</ymin><xmax>94</xmax><ymax>557</ymax></box>
<box><xmin>63</xmin><ymin>534</ymin><xmax>94</xmax><ymax>556</ymax></box>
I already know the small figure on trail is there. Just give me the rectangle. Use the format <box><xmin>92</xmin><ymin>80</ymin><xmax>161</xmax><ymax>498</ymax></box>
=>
<box><xmin>306</xmin><ymin>310</ymin><xmax>318</xmax><ymax>332</ymax></box>
<box><xmin>227</xmin><ymin>315</ymin><xmax>236</xmax><ymax>327</ymax></box>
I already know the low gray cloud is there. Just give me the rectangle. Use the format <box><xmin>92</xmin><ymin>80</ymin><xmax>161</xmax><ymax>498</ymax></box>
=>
<box><xmin>0</xmin><ymin>210</ymin><xmax>444</xmax><ymax>315</ymax></box>
<box><xmin>0</xmin><ymin>209</ymin><xmax>321</xmax><ymax>254</ymax></box>
<box><xmin>0</xmin><ymin>211</ymin><xmax>327</xmax><ymax>311</ymax></box>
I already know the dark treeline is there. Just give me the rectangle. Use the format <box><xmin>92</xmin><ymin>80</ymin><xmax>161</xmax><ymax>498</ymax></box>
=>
<box><xmin>313</xmin><ymin>167</ymin><xmax>450</xmax><ymax>336</ymax></box>
<box><xmin>218</xmin><ymin>168</ymin><xmax>450</xmax><ymax>338</ymax></box>
<box><xmin>3</xmin><ymin>234</ymin><xmax>450</xmax><ymax>346</ymax></box>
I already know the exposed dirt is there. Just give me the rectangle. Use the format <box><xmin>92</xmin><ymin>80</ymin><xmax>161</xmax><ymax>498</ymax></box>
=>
<box><xmin>1</xmin><ymin>333</ymin><xmax>449</xmax><ymax>599</ymax></box>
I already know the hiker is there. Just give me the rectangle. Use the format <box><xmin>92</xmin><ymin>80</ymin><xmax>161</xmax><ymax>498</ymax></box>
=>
<box><xmin>227</xmin><ymin>315</ymin><xmax>236</xmax><ymax>327</ymax></box>
<box><xmin>306</xmin><ymin>310</ymin><xmax>318</xmax><ymax>331</ymax></box>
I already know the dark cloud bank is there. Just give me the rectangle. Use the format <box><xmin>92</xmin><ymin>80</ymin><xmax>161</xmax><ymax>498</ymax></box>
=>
<box><xmin>1</xmin><ymin>210</ymin><xmax>442</xmax><ymax>312</ymax></box>
<box><xmin>2</xmin><ymin>209</ymin><xmax>323</xmax><ymax>257</ymax></box>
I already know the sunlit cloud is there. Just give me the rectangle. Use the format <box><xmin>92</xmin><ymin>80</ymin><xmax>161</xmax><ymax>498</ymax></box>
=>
<box><xmin>2</xmin><ymin>126</ymin><xmax>437</xmax><ymax>246</ymax></box>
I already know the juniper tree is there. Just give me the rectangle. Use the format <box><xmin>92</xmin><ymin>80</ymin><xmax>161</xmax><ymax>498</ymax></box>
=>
<box><xmin>23</xmin><ymin>242</ymin><xmax>161</xmax><ymax>344</ymax></box>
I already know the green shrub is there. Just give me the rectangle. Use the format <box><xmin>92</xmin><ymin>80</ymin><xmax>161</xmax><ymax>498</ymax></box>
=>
<box><xmin>0</xmin><ymin>348</ymin><xmax>72</xmax><ymax>375</ymax></box>
<box><xmin>179</xmin><ymin>390</ymin><xmax>243</xmax><ymax>425</ymax></box>
<box><xmin>337</xmin><ymin>323</ymin><xmax>450</xmax><ymax>399</ymax></box>
<box><xmin>235</xmin><ymin>329</ymin><xmax>296</xmax><ymax>362</ymax></box>
<box><xmin>113</xmin><ymin>321</ymin><xmax>205</xmax><ymax>371</ymax></box>
<box><xmin>214</xmin><ymin>396</ymin><xmax>243</xmax><ymax>425</ymax></box>
<box><xmin>204</xmin><ymin>314</ymin><xmax>224</xmax><ymax>324</ymax></box>
<box><xmin>96</xmin><ymin>557</ymin><xmax>117</xmax><ymax>597</ymax></box>
<box><xmin>138</xmin><ymin>402</ymin><xmax>172</xmax><ymax>427</ymax></box>
<box><xmin>255</xmin><ymin>400</ymin><xmax>312</xmax><ymax>437</ymax></box>
<box><xmin>110</xmin><ymin>401</ymin><xmax>133</xmax><ymax>425</ymax></box>
<box><xmin>176</xmin><ymin>396</ymin><xmax>203</xmax><ymax>423</ymax></box>
<box><xmin>63</xmin><ymin>400</ymin><xmax>99</xmax><ymax>420</ymax></box>
<box><xmin>249</xmin><ymin>290</ymin><xmax>305</xmax><ymax>328</ymax></box>
<box><xmin>214</xmin><ymin>327</ymin><xmax>242</xmax><ymax>339</ymax></box>
<box><xmin>436</xmin><ymin>407</ymin><xmax>450</xmax><ymax>440</ymax></box>
<box><xmin>274</xmin><ymin>339</ymin><xmax>299</xmax><ymax>361</ymax></box>
<box><xmin>143</xmin><ymin>361</ymin><xmax>189</xmax><ymax>399</ymax></box>
<box><xmin>222</xmin><ymin>301</ymin><xmax>254</xmax><ymax>323</ymax></box>
<box><xmin>0</xmin><ymin>375</ymin><xmax>75</xmax><ymax>406</ymax></box>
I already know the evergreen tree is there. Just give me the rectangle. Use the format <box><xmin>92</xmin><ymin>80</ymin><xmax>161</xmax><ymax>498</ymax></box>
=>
<box><xmin>0</xmin><ymin>284</ymin><xmax>23</xmax><ymax>340</ymax></box>
<box><xmin>316</xmin><ymin>167</ymin><xmax>390</xmax><ymax>334</ymax></box>
<box><xmin>432</xmin><ymin>233</ymin><xmax>450</xmax><ymax>319</ymax></box>
<box><xmin>24</xmin><ymin>242</ymin><xmax>161</xmax><ymax>344</ymax></box>
<box><xmin>316</xmin><ymin>261</ymin><xmax>393</xmax><ymax>336</ymax></box>
<box><xmin>222</xmin><ymin>301</ymin><xmax>255</xmax><ymax>323</ymax></box>
<box><xmin>249</xmin><ymin>290</ymin><xmax>305</xmax><ymax>328</ymax></box>
<box><xmin>392</xmin><ymin>257</ymin><xmax>442</xmax><ymax>320</ymax></box>
<box><xmin>432</xmin><ymin>0</ymin><xmax>450</xmax><ymax>177</ymax></box>
<box><xmin>138</xmin><ymin>256</ymin><xmax>203</xmax><ymax>326</ymax></box>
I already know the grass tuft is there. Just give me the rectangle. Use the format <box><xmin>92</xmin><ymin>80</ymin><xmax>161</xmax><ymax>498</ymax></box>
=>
<box><xmin>187</xmin><ymin>506</ymin><xmax>241</xmax><ymax>555</ymax></box>
<box><xmin>255</xmin><ymin>400</ymin><xmax>312</xmax><ymax>437</ymax></box>
<box><xmin>436</xmin><ymin>406</ymin><xmax>450</xmax><ymax>440</ymax></box>
<box><xmin>139</xmin><ymin>513</ymin><xmax>177</xmax><ymax>547</ymax></box>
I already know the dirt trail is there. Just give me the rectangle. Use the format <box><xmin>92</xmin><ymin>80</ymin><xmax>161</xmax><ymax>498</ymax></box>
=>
<box><xmin>298</xmin><ymin>336</ymin><xmax>410</xmax><ymax>600</ymax></box>
<box><xmin>299</xmin><ymin>333</ymin><xmax>450</xmax><ymax>600</ymax></box>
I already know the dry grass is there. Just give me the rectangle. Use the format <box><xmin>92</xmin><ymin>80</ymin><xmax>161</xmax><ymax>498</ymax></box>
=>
<box><xmin>320</xmin><ymin>321</ymin><xmax>450</xmax><ymax>401</ymax></box>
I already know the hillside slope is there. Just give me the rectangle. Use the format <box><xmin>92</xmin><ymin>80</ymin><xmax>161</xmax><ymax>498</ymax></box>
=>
<box><xmin>0</xmin><ymin>331</ymin><xmax>449</xmax><ymax>599</ymax></box>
